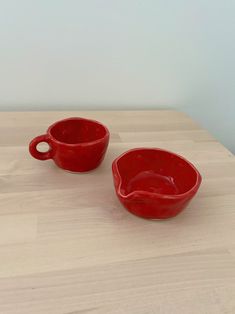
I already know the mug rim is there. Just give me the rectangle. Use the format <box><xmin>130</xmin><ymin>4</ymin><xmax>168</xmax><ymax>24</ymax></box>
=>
<box><xmin>47</xmin><ymin>117</ymin><xmax>110</xmax><ymax>146</ymax></box>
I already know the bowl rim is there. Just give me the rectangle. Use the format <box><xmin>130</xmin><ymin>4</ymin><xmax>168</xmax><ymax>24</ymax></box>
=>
<box><xmin>112</xmin><ymin>147</ymin><xmax>202</xmax><ymax>200</ymax></box>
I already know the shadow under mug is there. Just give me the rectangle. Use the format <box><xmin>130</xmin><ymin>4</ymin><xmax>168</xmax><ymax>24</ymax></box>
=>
<box><xmin>29</xmin><ymin>117</ymin><xmax>110</xmax><ymax>172</ymax></box>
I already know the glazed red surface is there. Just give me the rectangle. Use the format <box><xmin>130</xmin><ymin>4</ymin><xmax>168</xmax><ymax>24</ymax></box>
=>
<box><xmin>29</xmin><ymin>117</ymin><xmax>109</xmax><ymax>172</ymax></box>
<box><xmin>112</xmin><ymin>148</ymin><xmax>202</xmax><ymax>219</ymax></box>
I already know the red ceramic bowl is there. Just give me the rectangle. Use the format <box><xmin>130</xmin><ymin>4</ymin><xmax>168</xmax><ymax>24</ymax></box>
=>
<box><xmin>112</xmin><ymin>148</ymin><xmax>202</xmax><ymax>219</ymax></box>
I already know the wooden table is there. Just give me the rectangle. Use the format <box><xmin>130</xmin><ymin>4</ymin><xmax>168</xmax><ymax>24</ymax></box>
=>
<box><xmin>0</xmin><ymin>111</ymin><xmax>235</xmax><ymax>314</ymax></box>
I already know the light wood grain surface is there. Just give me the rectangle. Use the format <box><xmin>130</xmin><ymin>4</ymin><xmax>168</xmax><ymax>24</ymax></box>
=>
<box><xmin>0</xmin><ymin>110</ymin><xmax>235</xmax><ymax>314</ymax></box>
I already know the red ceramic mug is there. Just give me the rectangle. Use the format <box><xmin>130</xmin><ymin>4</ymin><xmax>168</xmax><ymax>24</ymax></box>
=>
<box><xmin>29</xmin><ymin>117</ymin><xmax>109</xmax><ymax>172</ymax></box>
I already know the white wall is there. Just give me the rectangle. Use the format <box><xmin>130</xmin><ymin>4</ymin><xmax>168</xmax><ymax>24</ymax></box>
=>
<box><xmin>0</xmin><ymin>0</ymin><xmax>234</xmax><ymax>152</ymax></box>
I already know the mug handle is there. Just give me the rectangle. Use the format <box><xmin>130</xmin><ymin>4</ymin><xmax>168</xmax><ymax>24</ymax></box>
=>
<box><xmin>29</xmin><ymin>134</ymin><xmax>53</xmax><ymax>160</ymax></box>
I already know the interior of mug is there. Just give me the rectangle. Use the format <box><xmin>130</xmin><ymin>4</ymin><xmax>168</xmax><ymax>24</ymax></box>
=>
<box><xmin>50</xmin><ymin>118</ymin><xmax>107</xmax><ymax>144</ymax></box>
<box><xmin>116</xmin><ymin>149</ymin><xmax>199</xmax><ymax>196</ymax></box>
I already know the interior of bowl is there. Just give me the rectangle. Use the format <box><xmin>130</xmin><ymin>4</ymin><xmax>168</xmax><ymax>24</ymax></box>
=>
<box><xmin>116</xmin><ymin>149</ymin><xmax>199</xmax><ymax>196</ymax></box>
<box><xmin>50</xmin><ymin>118</ymin><xmax>107</xmax><ymax>144</ymax></box>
